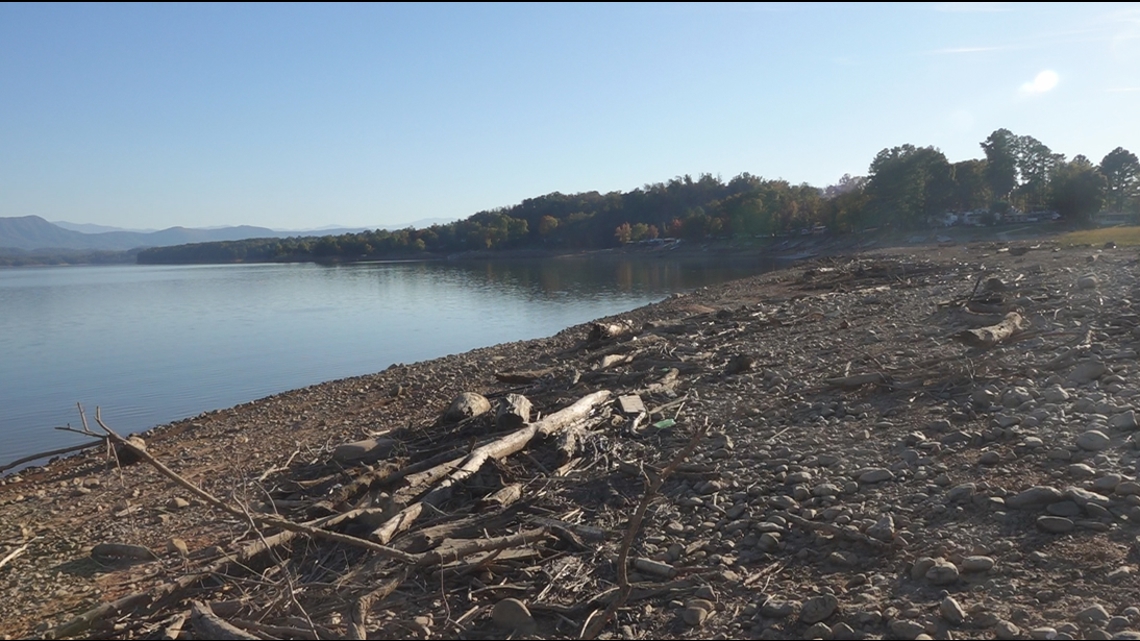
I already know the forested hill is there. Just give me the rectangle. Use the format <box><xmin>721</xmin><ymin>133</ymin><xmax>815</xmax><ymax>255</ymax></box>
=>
<box><xmin>137</xmin><ymin>129</ymin><xmax>1140</xmax><ymax>265</ymax></box>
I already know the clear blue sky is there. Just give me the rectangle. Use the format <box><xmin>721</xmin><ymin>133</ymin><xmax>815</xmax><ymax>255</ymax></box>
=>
<box><xmin>2</xmin><ymin>3</ymin><xmax>1137</xmax><ymax>230</ymax></box>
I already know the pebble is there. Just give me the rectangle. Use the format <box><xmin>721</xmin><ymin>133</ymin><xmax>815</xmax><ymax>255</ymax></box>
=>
<box><xmin>940</xmin><ymin>596</ymin><xmax>965</xmax><ymax>624</ymax></box>
<box><xmin>925</xmin><ymin>561</ymin><xmax>959</xmax><ymax>585</ymax></box>
<box><xmin>1078</xmin><ymin>604</ymin><xmax>1111</xmax><ymax>625</ymax></box>
<box><xmin>995</xmin><ymin>620</ymin><xmax>1021</xmax><ymax>639</ymax></box>
<box><xmin>858</xmin><ymin>468</ymin><xmax>893</xmax><ymax>484</ymax></box>
<box><xmin>1007</xmin><ymin>486</ymin><xmax>1063</xmax><ymax>509</ymax></box>
<box><xmin>491</xmin><ymin>598</ymin><xmax>536</xmax><ymax>632</ymax></box>
<box><xmin>961</xmin><ymin>555</ymin><xmax>995</xmax><ymax>572</ymax></box>
<box><xmin>760</xmin><ymin>599</ymin><xmax>796</xmax><ymax>618</ymax></box>
<box><xmin>682</xmin><ymin>598</ymin><xmax>714</xmax><ymax>626</ymax></box>
<box><xmin>1077</xmin><ymin>430</ymin><xmax>1111</xmax><ymax>451</ymax></box>
<box><xmin>890</xmin><ymin>619</ymin><xmax>926</xmax><ymax>639</ymax></box>
<box><xmin>1037</xmin><ymin>516</ymin><xmax>1076</xmax><ymax>533</ymax></box>
<box><xmin>800</xmin><ymin>594</ymin><xmax>839</xmax><ymax>624</ymax></box>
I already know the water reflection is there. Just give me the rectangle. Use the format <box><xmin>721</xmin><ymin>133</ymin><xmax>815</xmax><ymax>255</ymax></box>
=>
<box><xmin>0</xmin><ymin>257</ymin><xmax>777</xmax><ymax>467</ymax></box>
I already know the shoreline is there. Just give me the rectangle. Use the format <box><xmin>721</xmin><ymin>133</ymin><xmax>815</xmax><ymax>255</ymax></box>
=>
<box><xmin>3</xmin><ymin>238</ymin><xmax>1140</xmax><ymax>639</ymax></box>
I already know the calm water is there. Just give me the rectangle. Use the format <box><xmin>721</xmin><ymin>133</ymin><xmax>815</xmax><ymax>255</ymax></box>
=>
<box><xmin>0</xmin><ymin>257</ymin><xmax>775</xmax><ymax>467</ymax></box>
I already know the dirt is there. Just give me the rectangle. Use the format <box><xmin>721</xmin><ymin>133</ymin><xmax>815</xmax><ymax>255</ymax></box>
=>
<box><xmin>2</xmin><ymin>239</ymin><xmax>1139</xmax><ymax>640</ymax></box>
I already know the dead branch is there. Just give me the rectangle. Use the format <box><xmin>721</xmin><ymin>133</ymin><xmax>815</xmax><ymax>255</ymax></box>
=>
<box><xmin>0</xmin><ymin>441</ymin><xmax>103</xmax><ymax>474</ymax></box>
<box><xmin>190</xmin><ymin>601</ymin><xmax>262</xmax><ymax>640</ymax></box>
<box><xmin>91</xmin><ymin>408</ymin><xmax>420</xmax><ymax>565</ymax></box>
<box><xmin>953</xmin><ymin>311</ymin><xmax>1027</xmax><ymax>349</ymax></box>
<box><xmin>374</xmin><ymin>391</ymin><xmax>611</xmax><ymax>543</ymax></box>
<box><xmin>581</xmin><ymin>420</ymin><xmax>707</xmax><ymax>640</ymax></box>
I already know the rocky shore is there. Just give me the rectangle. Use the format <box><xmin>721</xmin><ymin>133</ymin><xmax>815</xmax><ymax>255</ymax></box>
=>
<box><xmin>2</xmin><ymin>240</ymin><xmax>1139</xmax><ymax>640</ymax></box>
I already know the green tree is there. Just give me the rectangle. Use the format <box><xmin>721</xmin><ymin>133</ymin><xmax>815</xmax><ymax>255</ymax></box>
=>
<box><xmin>865</xmin><ymin>145</ymin><xmax>953</xmax><ymax>228</ymax></box>
<box><xmin>981</xmin><ymin>129</ymin><xmax>1018</xmax><ymax>202</ymax></box>
<box><xmin>1099</xmin><ymin>147</ymin><xmax>1140</xmax><ymax>212</ymax></box>
<box><xmin>1049</xmin><ymin>157</ymin><xmax>1106</xmax><ymax>227</ymax></box>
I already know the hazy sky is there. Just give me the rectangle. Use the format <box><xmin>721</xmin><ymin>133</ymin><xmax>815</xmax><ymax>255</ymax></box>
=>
<box><xmin>2</xmin><ymin>3</ymin><xmax>1138</xmax><ymax>230</ymax></box>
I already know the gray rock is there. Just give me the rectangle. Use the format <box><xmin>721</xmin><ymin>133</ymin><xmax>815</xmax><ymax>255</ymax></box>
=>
<box><xmin>492</xmin><ymin>598</ymin><xmax>536</xmax><ymax>632</ymax></box>
<box><xmin>804</xmin><ymin>622</ymin><xmax>831</xmax><ymax>639</ymax></box>
<box><xmin>979</xmin><ymin>450</ymin><xmax>1002</xmax><ymax>465</ymax></box>
<box><xmin>1077</xmin><ymin>273</ymin><xmax>1100</xmax><ymax>290</ymax></box>
<box><xmin>1037</xmin><ymin>515</ymin><xmax>1075</xmax><ymax>533</ymax></box>
<box><xmin>961</xmin><ymin>555</ymin><xmax>995</xmax><ymax>573</ymax></box>
<box><xmin>940</xmin><ymin>596</ymin><xmax>965</xmax><ymax>624</ymax></box>
<box><xmin>858</xmin><ymin>468</ymin><xmax>894</xmax><ymax>484</ymax></box>
<box><xmin>890</xmin><ymin>619</ymin><xmax>926</xmax><ymax>639</ymax></box>
<box><xmin>948</xmin><ymin>483</ymin><xmax>976</xmax><ymax>502</ymax></box>
<box><xmin>1044</xmin><ymin>386</ymin><xmax>1071</xmax><ymax>403</ymax></box>
<box><xmin>1093</xmin><ymin>474</ymin><xmax>1123</xmax><ymax>492</ymax></box>
<box><xmin>1077</xmin><ymin>604</ymin><xmax>1111</xmax><ymax>625</ymax></box>
<box><xmin>1046</xmin><ymin>501</ymin><xmax>1081</xmax><ymax>517</ymax></box>
<box><xmin>332</xmin><ymin>437</ymin><xmax>398</xmax><ymax>464</ymax></box>
<box><xmin>866</xmin><ymin>515</ymin><xmax>895</xmax><ymax>542</ymax></box>
<box><xmin>682</xmin><ymin>599</ymin><xmax>714</xmax><ymax>627</ymax></box>
<box><xmin>1068</xmin><ymin>463</ymin><xmax>1097</xmax><ymax>478</ymax></box>
<box><xmin>1029</xmin><ymin>626</ymin><xmax>1058</xmax><ymax>640</ymax></box>
<box><xmin>1069</xmin><ymin>360</ymin><xmax>1108</xmax><ymax>385</ymax></box>
<box><xmin>760</xmin><ymin>599</ymin><xmax>796</xmax><ymax>618</ymax></box>
<box><xmin>444</xmin><ymin>392</ymin><xmax>492</xmax><ymax>421</ymax></box>
<box><xmin>1111</xmin><ymin>410</ymin><xmax>1139</xmax><ymax>430</ymax></box>
<box><xmin>800</xmin><ymin>594</ymin><xmax>839</xmax><ymax>624</ymax></box>
<box><xmin>1116</xmin><ymin>481</ymin><xmax>1140</xmax><ymax>496</ymax></box>
<box><xmin>925</xmin><ymin>561</ymin><xmax>960</xmax><ymax>585</ymax></box>
<box><xmin>911</xmin><ymin>557</ymin><xmax>937</xmax><ymax>580</ymax></box>
<box><xmin>1007</xmin><ymin>486</ymin><xmax>1064</xmax><ymax>509</ymax></box>
<box><xmin>1077</xmin><ymin>430</ymin><xmax>1111</xmax><ymax>451</ymax></box>
<box><xmin>1048</xmin><ymin>447</ymin><xmax>1074</xmax><ymax>461</ymax></box>
<box><xmin>995</xmin><ymin>620</ymin><xmax>1021</xmax><ymax>640</ymax></box>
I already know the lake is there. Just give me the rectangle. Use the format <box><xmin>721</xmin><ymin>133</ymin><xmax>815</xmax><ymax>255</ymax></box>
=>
<box><xmin>0</xmin><ymin>256</ymin><xmax>777</xmax><ymax>468</ymax></box>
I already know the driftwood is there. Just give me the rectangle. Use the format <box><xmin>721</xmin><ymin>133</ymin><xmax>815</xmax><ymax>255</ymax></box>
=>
<box><xmin>189</xmin><ymin>602</ymin><xmax>260</xmax><ymax>641</ymax></box>
<box><xmin>0</xmin><ymin>440</ymin><xmax>103</xmax><ymax>474</ymax></box>
<box><xmin>953</xmin><ymin>311</ymin><xmax>1027</xmax><ymax>349</ymax></box>
<box><xmin>373</xmin><ymin>390</ymin><xmax>611</xmax><ymax>543</ymax></box>
<box><xmin>588</xmin><ymin>321</ymin><xmax>633</xmax><ymax>343</ymax></box>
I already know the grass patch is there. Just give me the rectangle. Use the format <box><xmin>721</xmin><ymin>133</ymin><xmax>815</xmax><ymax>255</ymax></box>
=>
<box><xmin>1056</xmin><ymin>226</ymin><xmax>1140</xmax><ymax>247</ymax></box>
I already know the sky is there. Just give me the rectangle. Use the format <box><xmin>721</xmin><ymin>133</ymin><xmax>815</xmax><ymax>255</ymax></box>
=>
<box><xmin>1</xmin><ymin>3</ymin><xmax>1138</xmax><ymax>231</ymax></box>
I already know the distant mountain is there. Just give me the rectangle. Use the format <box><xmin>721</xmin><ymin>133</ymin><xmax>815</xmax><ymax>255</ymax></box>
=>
<box><xmin>1</xmin><ymin>215</ymin><xmax>463</xmax><ymax>252</ymax></box>
<box><xmin>51</xmin><ymin>221</ymin><xmax>157</xmax><ymax>234</ymax></box>
<box><xmin>0</xmin><ymin>216</ymin><xmax>283</xmax><ymax>251</ymax></box>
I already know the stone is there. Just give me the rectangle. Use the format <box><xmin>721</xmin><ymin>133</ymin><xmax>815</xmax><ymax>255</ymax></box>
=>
<box><xmin>890</xmin><ymin>619</ymin><xmax>926</xmax><ymax>639</ymax></box>
<box><xmin>1077</xmin><ymin>604</ymin><xmax>1111</xmax><ymax>626</ymax></box>
<box><xmin>940</xmin><ymin>596</ymin><xmax>966</xmax><ymax>624</ymax></box>
<box><xmin>1116</xmin><ymin>481</ymin><xmax>1140</xmax><ymax>496</ymax></box>
<box><xmin>332</xmin><ymin>437</ymin><xmax>398</xmax><ymax>464</ymax></box>
<box><xmin>1006</xmin><ymin>486</ymin><xmax>1063</xmax><ymax>509</ymax></box>
<box><xmin>866</xmin><ymin>515</ymin><xmax>895</xmax><ymax>542</ymax></box>
<box><xmin>1110</xmin><ymin>410</ymin><xmax>1139</xmax><ymax>430</ymax></box>
<box><xmin>1043</xmin><ymin>386</ymin><xmax>1071</xmax><ymax>403</ymax></box>
<box><xmin>760</xmin><ymin>599</ymin><xmax>796</xmax><ymax>618</ymax></box>
<box><xmin>911</xmin><ymin>557</ymin><xmax>937</xmax><ymax>580</ymax></box>
<box><xmin>831</xmin><ymin>622</ymin><xmax>857</xmax><ymax>640</ymax></box>
<box><xmin>166</xmin><ymin>497</ymin><xmax>190</xmax><ymax>510</ymax></box>
<box><xmin>1046</xmin><ymin>501</ymin><xmax>1081</xmax><ymax>517</ymax></box>
<box><xmin>1069</xmin><ymin>360</ymin><xmax>1107</xmax><ymax>385</ymax></box>
<box><xmin>961</xmin><ymin>555</ymin><xmax>995</xmax><ymax>572</ymax></box>
<box><xmin>979</xmin><ymin>450</ymin><xmax>1002</xmax><ymax>465</ymax></box>
<box><xmin>1076</xmin><ymin>430</ymin><xmax>1111</xmax><ymax>451</ymax></box>
<box><xmin>444</xmin><ymin>392</ymin><xmax>492</xmax><ymax>422</ymax></box>
<box><xmin>1037</xmin><ymin>516</ymin><xmax>1075</xmax><ymax>533</ymax></box>
<box><xmin>995</xmin><ymin>620</ymin><xmax>1021</xmax><ymax>640</ymax></box>
<box><xmin>925</xmin><ymin>561</ymin><xmax>959</xmax><ymax>585</ymax></box>
<box><xmin>1029</xmin><ymin>627</ymin><xmax>1058</xmax><ymax>640</ymax></box>
<box><xmin>858</xmin><ymin>468</ymin><xmax>894</xmax><ymax>484</ymax></box>
<box><xmin>1076</xmin><ymin>274</ymin><xmax>1099</xmax><ymax>290</ymax></box>
<box><xmin>617</xmin><ymin>394</ymin><xmax>646</xmax><ymax>415</ymax></box>
<box><xmin>491</xmin><ymin>598</ymin><xmax>536</xmax><ymax>632</ymax></box>
<box><xmin>682</xmin><ymin>598</ymin><xmax>714</xmax><ymax>626</ymax></box>
<box><xmin>166</xmin><ymin>537</ymin><xmax>189</xmax><ymax>556</ymax></box>
<box><xmin>1068</xmin><ymin>463</ymin><xmax>1097</xmax><ymax>479</ymax></box>
<box><xmin>800</xmin><ymin>594</ymin><xmax>839</xmax><ymax>624</ymax></box>
<box><xmin>1092</xmin><ymin>474</ymin><xmax>1123</xmax><ymax>492</ymax></box>
<box><xmin>804</xmin><ymin>622</ymin><xmax>831</xmax><ymax>639</ymax></box>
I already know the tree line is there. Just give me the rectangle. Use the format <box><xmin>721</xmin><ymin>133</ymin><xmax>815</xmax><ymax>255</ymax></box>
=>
<box><xmin>138</xmin><ymin>129</ymin><xmax>1140</xmax><ymax>264</ymax></box>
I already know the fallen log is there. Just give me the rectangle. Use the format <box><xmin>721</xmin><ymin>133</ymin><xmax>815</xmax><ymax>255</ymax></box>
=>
<box><xmin>190</xmin><ymin>602</ymin><xmax>261</xmax><ymax>641</ymax></box>
<box><xmin>373</xmin><ymin>390</ymin><xmax>612</xmax><ymax>544</ymax></box>
<box><xmin>953</xmin><ymin>311</ymin><xmax>1027</xmax><ymax>349</ymax></box>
